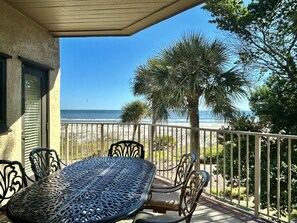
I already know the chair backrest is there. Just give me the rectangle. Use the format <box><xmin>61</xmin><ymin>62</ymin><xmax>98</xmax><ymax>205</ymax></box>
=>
<box><xmin>179</xmin><ymin>170</ymin><xmax>209</xmax><ymax>222</ymax></box>
<box><xmin>0</xmin><ymin>160</ymin><xmax>27</xmax><ymax>207</ymax></box>
<box><xmin>173</xmin><ymin>152</ymin><xmax>197</xmax><ymax>186</ymax></box>
<box><xmin>29</xmin><ymin>148</ymin><xmax>61</xmax><ymax>181</ymax></box>
<box><xmin>108</xmin><ymin>140</ymin><xmax>145</xmax><ymax>159</ymax></box>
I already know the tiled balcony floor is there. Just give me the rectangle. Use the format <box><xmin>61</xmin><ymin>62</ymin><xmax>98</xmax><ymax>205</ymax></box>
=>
<box><xmin>0</xmin><ymin>196</ymin><xmax>268</xmax><ymax>223</ymax></box>
<box><xmin>191</xmin><ymin>196</ymin><xmax>268</xmax><ymax>223</ymax></box>
<box><xmin>117</xmin><ymin>196</ymin><xmax>268</xmax><ymax>223</ymax></box>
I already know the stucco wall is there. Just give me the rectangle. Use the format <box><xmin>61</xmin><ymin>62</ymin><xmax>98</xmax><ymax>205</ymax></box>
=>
<box><xmin>0</xmin><ymin>0</ymin><xmax>60</xmax><ymax>163</ymax></box>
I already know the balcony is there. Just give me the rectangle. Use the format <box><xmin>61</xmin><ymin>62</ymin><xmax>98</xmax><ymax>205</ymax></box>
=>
<box><xmin>60</xmin><ymin>122</ymin><xmax>297</xmax><ymax>223</ymax></box>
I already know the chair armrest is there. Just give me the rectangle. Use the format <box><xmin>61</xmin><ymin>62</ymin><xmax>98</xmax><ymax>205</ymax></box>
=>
<box><xmin>156</xmin><ymin>164</ymin><xmax>178</xmax><ymax>172</ymax></box>
<box><xmin>150</xmin><ymin>183</ymin><xmax>183</xmax><ymax>193</ymax></box>
<box><xmin>59</xmin><ymin>159</ymin><xmax>67</xmax><ymax>167</ymax></box>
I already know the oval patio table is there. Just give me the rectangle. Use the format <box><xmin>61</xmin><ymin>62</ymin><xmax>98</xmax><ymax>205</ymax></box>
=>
<box><xmin>6</xmin><ymin>157</ymin><xmax>156</xmax><ymax>223</ymax></box>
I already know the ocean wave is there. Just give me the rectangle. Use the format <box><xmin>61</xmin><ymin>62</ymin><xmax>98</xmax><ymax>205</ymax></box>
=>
<box><xmin>61</xmin><ymin>118</ymin><xmax>121</xmax><ymax>122</ymax></box>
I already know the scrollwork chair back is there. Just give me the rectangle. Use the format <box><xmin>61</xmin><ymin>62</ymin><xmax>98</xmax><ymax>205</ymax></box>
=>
<box><xmin>174</xmin><ymin>152</ymin><xmax>198</xmax><ymax>186</ymax></box>
<box><xmin>0</xmin><ymin>160</ymin><xmax>27</xmax><ymax>207</ymax></box>
<box><xmin>29</xmin><ymin>148</ymin><xmax>62</xmax><ymax>181</ymax></box>
<box><xmin>108</xmin><ymin>140</ymin><xmax>145</xmax><ymax>159</ymax></box>
<box><xmin>179</xmin><ymin>170</ymin><xmax>209</xmax><ymax>221</ymax></box>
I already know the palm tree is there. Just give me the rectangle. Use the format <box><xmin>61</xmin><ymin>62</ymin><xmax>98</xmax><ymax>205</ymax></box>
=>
<box><xmin>121</xmin><ymin>100</ymin><xmax>148</xmax><ymax>140</ymax></box>
<box><xmin>135</xmin><ymin>32</ymin><xmax>248</xmax><ymax>153</ymax></box>
<box><xmin>132</xmin><ymin>59</ymin><xmax>173</xmax><ymax>149</ymax></box>
<box><xmin>132</xmin><ymin>59</ymin><xmax>170</xmax><ymax>125</ymax></box>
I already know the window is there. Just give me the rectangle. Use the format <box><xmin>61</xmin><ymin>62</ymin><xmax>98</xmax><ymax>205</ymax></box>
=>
<box><xmin>0</xmin><ymin>53</ymin><xmax>11</xmax><ymax>133</ymax></box>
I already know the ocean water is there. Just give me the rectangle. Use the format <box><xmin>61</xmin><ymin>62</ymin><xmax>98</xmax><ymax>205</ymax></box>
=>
<box><xmin>61</xmin><ymin>109</ymin><xmax>229</xmax><ymax>124</ymax></box>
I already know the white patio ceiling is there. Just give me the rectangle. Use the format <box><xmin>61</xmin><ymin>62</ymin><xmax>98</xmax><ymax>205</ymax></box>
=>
<box><xmin>3</xmin><ymin>0</ymin><xmax>204</xmax><ymax>37</ymax></box>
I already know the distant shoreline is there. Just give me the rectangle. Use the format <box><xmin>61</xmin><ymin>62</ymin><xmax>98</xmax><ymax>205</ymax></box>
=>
<box><xmin>60</xmin><ymin>109</ymin><xmax>245</xmax><ymax>127</ymax></box>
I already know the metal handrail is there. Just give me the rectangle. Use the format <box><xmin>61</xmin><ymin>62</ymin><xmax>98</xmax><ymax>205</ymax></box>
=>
<box><xmin>60</xmin><ymin>122</ymin><xmax>297</xmax><ymax>223</ymax></box>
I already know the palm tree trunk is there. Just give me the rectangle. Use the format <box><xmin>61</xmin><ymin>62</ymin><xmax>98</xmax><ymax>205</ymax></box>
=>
<box><xmin>132</xmin><ymin>124</ymin><xmax>138</xmax><ymax>141</ymax></box>
<box><xmin>188</xmin><ymin>101</ymin><xmax>200</xmax><ymax>166</ymax></box>
<box><xmin>150</xmin><ymin>116</ymin><xmax>157</xmax><ymax>159</ymax></box>
<box><xmin>151</xmin><ymin>115</ymin><xmax>157</xmax><ymax>139</ymax></box>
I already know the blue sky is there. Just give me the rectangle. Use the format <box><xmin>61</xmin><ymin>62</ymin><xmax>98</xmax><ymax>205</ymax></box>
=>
<box><xmin>60</xmin><ymin>4</ymin><xmax>250</xmax><ymax>110</ymax></box>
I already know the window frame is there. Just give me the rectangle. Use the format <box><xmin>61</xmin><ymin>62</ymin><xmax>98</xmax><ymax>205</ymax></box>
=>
<box><xmin>0</xmin><ymin>52</ymin><xmax>12</xmax><ymax>133</ymax></box>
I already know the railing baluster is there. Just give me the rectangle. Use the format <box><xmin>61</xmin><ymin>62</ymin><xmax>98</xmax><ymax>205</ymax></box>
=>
<box><xmin>148</xmin><ymin>125</ymin><xmax>153</xmax><ymax>162</ymax></box>
<box><xmin>91</xmin><ymin>124</ymin><xmax>94</xmax><ymax>155</ymax></box>
<box><xmin>267</xmin><ymin>136</ymin><xmax>271</xmax><ymax>215</ymax></box>
<box><xmin>111</xmin><ymin>124</ymin><xmax>114</xmax><ymax>144</ymax></box>
<box><xmin>238</xmin><ymin>133</ymin><xmax>241</xmax><ymax>205</ymax></box>
<box><xmin>180</xmin><ymin>127</ymin><xmax>182</xmax><ymax>165</ymax></box>
<box><xmin>185</xmin><ymin>130</ymin><xmax>187</xmax><ymax>156</ymax></box>
<box><xmin>175</xmin><ymin>127</ymin><xmax>178</xmax><ymax>166</ymax></box>
<box><xmin>137</xmin><ymin>124</ymin><xmax>141</xmax><ymax>142</ymax></box>
<box><xmin>162</xmin><ymin>126</ymin><xmax>165</xmax><ymax>177</ymax></box>
<box><xmin>156</xmin><ymin>124</ymin><xmax>158</xmax><ymax>164</ymax></box>
<box><xmin>76</xmin><ymin>125</ymin><xmax>83</xmax><ymax>158</ymax></box>
<box><xmin>100</xmin><ymin>124</ymin><xmax>104</xmax><ymax>156</ymax></box>
<box><xmin>254</xmin><ymin>135</ymin><xmax>261</xmax><ymax>217</ymax></box>
<box><xmin>246</xmin><ymin>134</ymin><xmax>249</xmax><ymax>208</ymax></box>
<box><xmin>277</xmin><ymin>137</ymin><xmax>281</xmax><ymax>219</ymax></box>
<box><xmin>73</xmin><ymin>124</ymin><xmax>76</xmax><ymax>161</ymax></box>
<box><xmin>81</xmin><ymin>124</ymin><xmax>83</xmax><ymax>160</ymax></box>
<box><xmin>288</xmin><ymin>139</ymin><xmax>292</xmax><ymax>223</ymax></box>
<box><xmin>230</xmin><ymin>133</ymin><xmax>234</xmax><ymax>201</ymax></box>
<box><xmin>216</xmin><ymin>131</ymin><xmax>219</xmax><ymax>198</ymax></box>
<box><xmin>65</xmin><ymin>124</ymin><xmax>69</xmax><ymax>165</ymax></box>
<box><xmin>203</xmin><ymin>129</ymin><xmax>206</xmax><ymax>170</ymax></box>
<box><xmin>116</xmin><ymin>123</ymin><xmax>119</xmax><ymax>141</ymax></box>
<box><xmin>96</xmin><ymin>124</ymin><xmax>99</xmax><ymax>156</ymax></box>
<box><xmin>223</xmin><ymin>132</ymin><xmax>226</xmax><ymax>200</ymax></box>
<box><xmin>107</xmin><ymin>124</ymin><xmax>110</xmax><ymax>149</ymax></box>
<box><xmin>209</xmin><ymin>130</ymin><xmax>212</xmax><ymax>195</ymax></box>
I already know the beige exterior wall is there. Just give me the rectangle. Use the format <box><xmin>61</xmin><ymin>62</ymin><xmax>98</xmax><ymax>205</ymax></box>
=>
<box><xmin>0</xmin><ymin>0</ymin><xmax>60</xmax><ymax>163</ymax></box>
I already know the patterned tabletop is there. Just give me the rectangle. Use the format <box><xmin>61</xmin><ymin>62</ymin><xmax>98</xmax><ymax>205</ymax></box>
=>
<box><xmin>7</xmin><ymin>157</ymin><xmax>156</xmax><ymax>223</ymax></box>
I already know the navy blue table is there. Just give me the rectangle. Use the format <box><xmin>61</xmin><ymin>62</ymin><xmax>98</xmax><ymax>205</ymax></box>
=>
<box><xmin>7</xmin><ymin>157</ymin><xmax>156</xmax><ymax>223</ymax></box>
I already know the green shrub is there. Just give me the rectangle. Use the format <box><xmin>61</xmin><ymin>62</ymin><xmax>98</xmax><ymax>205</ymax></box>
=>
<box><xmin>225</xmin><ymin>187</ymin><xmax>247</xmax><ymax>200</ymax></box>
<box><xmin>154</xmin><ymin>135</ymin><xmax>176</xmax><ymax>150</ymax></box>
<box><xmin>200</xmin><ymin>144</ymin><xmax>223</xmax><ymax>164</ymax></box>
<box><xmin>155</xmin><ymin>135</ymin><xmax>176</xmax><ymax>146</ymax></box>
<box><xmin>211</xmin><ymin>187</ymin><xmax>247</xmax><ymax>201</ymax></box>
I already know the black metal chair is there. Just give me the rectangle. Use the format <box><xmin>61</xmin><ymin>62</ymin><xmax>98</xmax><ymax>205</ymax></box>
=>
<box><xmin>151</xmin><ymin>152</ymin><xmax>198</xmax><ymax>191</ymax></box>
<box><xmin>29</xmin><ymin>148</ymin><xmax>64</xmax><ymax>181</ymax></box>
<box><xmin>108</xmin><ymin>140</ymin><xmax>145</xmax><ymax>159</ymax></box>
<box><xmin>0</xmin><ymin>160</ymin><xmax>29</xmax><ymax>208</ymax></box>
<box><xmin>134</xmin><ymin>170</ymin><xmax>209</xmax><ymax>223</ymax></box>
<box><xmin>144</xmin><ymin>153</ymin><xmax>198</xmax><ymax>213</ymax></box>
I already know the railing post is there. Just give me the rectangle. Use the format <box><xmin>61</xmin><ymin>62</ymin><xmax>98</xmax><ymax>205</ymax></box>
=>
<box><xmin>101</xmin><ymin>124</ymin><xmax>104</xmax><ymax>156</ymax></box>
<box><xmin>288</xmin><ymin>139</ymin><xmax>292</xmax><ymax>223</ymax></box>
<box><xmin>65</xmin><ymin>124</ymin><xmax>69</xmax><ymax>165</ymax></box>
<box><xmin>148</xmin><ymin>125</ymin><xmax>154</xmax><ymax>162</ymax></box>
<box><xmin>137</xmin><ymin>124</ymin><xmax>141</xmax><ymax>143</ymax></box>
<box><xmin>254</xmin><ymin>135</ymin><xmax>261</xmax><ymax>217</ymax></box>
